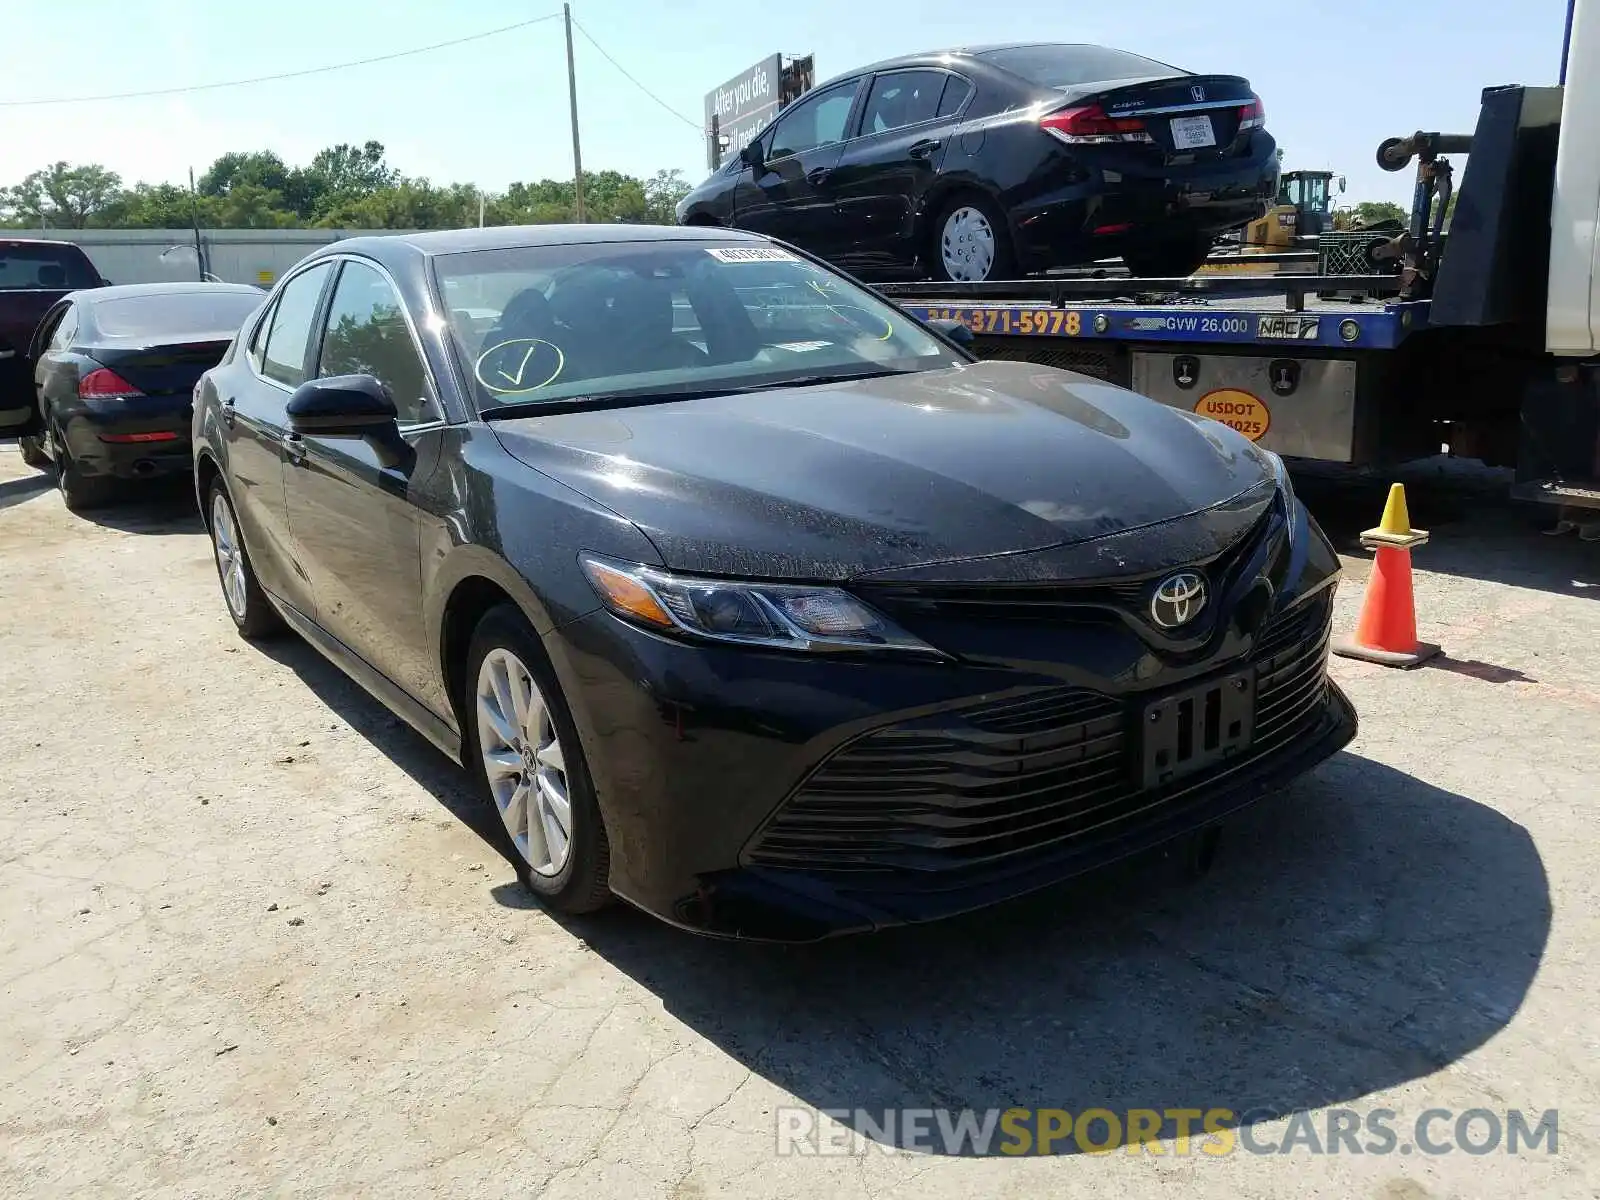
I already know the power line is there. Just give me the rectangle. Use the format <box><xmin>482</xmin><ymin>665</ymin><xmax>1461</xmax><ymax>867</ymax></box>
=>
<box><xmin>571</xmin><ymin>18</ymin><xmax>702</xmax><ymax>131</ymax></box>
<box><xmin>0</xmin><ymin>14</ymin><xmax>561</xmax><ymax>108</ymax></box>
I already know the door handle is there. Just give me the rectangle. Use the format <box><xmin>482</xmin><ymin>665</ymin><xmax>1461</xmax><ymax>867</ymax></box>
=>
<box><xmin>221</xmin><ymin>398</ymin><xmax>236</xmax><ymax>427</ymax></box>
<box><xmin>908</xmin><ymin>139</ymin><xmax>942</xmax><ymax>160</ymax></box>
<box><xmin>806</xmin><ymin>166</ymin><xmax>832</xmax><ymax>186</ymax></box>
<box><xmin>282</xmin><ymin>431</ymin><xmax>307</xmax><ymax>463</ymax></box>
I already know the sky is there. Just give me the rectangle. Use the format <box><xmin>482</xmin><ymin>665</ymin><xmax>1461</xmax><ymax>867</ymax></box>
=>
<box><xmin>0</xmin><ymin>0</ymin><xmax>1574</xmax><ymax>208</ymax></box>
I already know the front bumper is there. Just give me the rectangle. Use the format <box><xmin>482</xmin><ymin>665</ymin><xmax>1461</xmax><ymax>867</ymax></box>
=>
<box><xmin>546</xmin><ymin>583</ymin><xmax>1354</xmax><ymax>941</ymax></box>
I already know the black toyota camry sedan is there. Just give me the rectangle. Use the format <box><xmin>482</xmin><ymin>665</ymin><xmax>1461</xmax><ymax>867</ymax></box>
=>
<box><xmin>677</xmin><ymin>43</ymin><xmax>1279</xmax><ymax>281</ymax></box>
<box><xmin>193</xmin><ymin>223</ymin><xmax>1353</xmax><ymax>941</ymax></box>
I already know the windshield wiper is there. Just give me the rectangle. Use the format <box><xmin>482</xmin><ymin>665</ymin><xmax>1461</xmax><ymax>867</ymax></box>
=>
<box><xmin>480</xmin><ymin>368</ymin><xmax>922</xmax><ymax>418</ymax></box>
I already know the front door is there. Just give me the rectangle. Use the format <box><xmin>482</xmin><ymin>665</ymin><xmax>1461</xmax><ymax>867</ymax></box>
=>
<box><xmin>283</xmin><ymin>257</ymin><xmax>442</xmax><ymax>708</ymax></box>
<box><xmin>224</xmin><ymin>260</ymin><xmax>334</xmax><ymax>620</ymax></box>
<box><xmin>731</xmin><ymin>79</ymin><xmax>863</xmax><ymax>263</ymax></box>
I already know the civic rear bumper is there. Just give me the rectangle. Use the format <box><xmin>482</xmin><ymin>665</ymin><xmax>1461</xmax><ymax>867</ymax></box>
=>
<box><xmin>544</xmin><ymin>601</ymin><xmax>1355</xmax><ymax>942</ymax></box>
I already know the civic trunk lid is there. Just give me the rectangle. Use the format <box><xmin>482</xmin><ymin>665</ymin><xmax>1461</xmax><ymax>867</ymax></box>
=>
<box><xmin>1069</xmin><ymin>73</ymin><xmax>1258</xmax><ymax>159</ymax></box>
<box><xmin>84</xmin><ymin>340</ymin><xmax>233</xmax><ymax>398</ymax></box>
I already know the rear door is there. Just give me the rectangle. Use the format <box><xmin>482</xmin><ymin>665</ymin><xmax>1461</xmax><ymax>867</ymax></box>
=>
<box><xmin>282</xmin><ymin>257</ymin><xmax>442</xmax><ymax>707</ymax></box>
<box><xmin>28</xmin><ymin>302</ymin><xmax>79</xmax><ymax>441</ymax></box>
<box><xmin>227</xmin><ymin>261</ymin><xmax>334</xmax><ymax>620</ymax></box>
<box><xmin>730</xmin><ymin>79</ymin><xmax>864</xmax><ymax>262</ymax></box>
<box><xmin>831</xmin><ymin>69</ymin><xmax>971</xmax><ymax>272</ymax></box>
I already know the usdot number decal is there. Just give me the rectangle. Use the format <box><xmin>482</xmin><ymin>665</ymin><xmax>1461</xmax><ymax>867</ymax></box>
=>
<box><xmin>1193</xmin><ymin>388</ymin><xmax>1271</xmax><ymax>441</ymax></box>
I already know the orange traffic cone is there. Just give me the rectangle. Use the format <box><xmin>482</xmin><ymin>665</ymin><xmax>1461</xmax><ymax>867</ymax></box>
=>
<box><xmin>1332</xmin><ymin>483</ymin><xmax>1441</xmax><ymax>669</ymax></box>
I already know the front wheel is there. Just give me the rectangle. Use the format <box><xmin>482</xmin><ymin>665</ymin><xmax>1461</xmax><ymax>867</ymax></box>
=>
<box><xmin>464</xmin><ymin>605</ymin><xmax>612</xmax><ymax>914</ymax></box>
<box><xmin>208</xmin><ymin>481</ymin><xmax>283</xmax><ymax>639</ymax></box>
<box><xmin>928</xmin><ymin>195</ymin><xmax>1017</xmax><ymax>282</ymax></box>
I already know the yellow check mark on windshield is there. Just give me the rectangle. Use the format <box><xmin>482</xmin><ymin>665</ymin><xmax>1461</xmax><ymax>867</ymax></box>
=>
<box><xmin>496</xmin><ymin>344</ymin><xmax>539</xmax><ymax>386</ymax></box>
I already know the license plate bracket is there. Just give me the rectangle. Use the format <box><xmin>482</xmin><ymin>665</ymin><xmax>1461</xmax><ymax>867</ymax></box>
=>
<box><xmin>1141</xmin><ymin>669</ymin><xmax>1255</xmax><ymax>788</ymax></box>
<box><xmin>1170</xmin><ymin>114</ymin><xmax>1217</xmax><ymax>150</ymax></box>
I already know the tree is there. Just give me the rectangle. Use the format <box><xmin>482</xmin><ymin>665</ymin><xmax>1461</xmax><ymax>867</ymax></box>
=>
<box><xmin>198</xmin><ymin>151</ymin><xmax>290</xmax><ymax>199</ymax></box>
<box><xmin>644</xmin><ymin>169</ymin><xmax>691</xmax><ymax>224</ymax></box>
<box><xmin>2</xmin><ymin>161</ymin><xmax>123</xmax><ymax>227</ymax></box>
<box><xmin>1353</xmin><ymin>201</ymin><xmax>1407</xmax><ymax>227</ymax></box>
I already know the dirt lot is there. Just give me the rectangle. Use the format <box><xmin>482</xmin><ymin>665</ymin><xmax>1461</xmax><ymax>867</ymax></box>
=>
<box><xmin>1</xmin><ymin>445</ymin><xmax>1597</xmax><ymax>1199</ymax></box>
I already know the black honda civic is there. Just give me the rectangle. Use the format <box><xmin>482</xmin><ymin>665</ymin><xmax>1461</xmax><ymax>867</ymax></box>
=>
<box><xmin>193</xmin><ymin>223</ymin><xmax>1355</xmax><ymax>941</ymax></box>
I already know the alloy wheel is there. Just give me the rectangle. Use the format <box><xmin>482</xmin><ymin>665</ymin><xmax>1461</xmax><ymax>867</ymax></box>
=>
<box><xmin>210</xmin><ymin>490</ymin><xmax>249</xmax><ymax>620</ymax></box>
<box><xmin>941</xmin><ymin>206</ymin><xmax>996</xmax><ymax>282</ymax></box>
<box><xmin>474</xmin><ymin>648</ymin><xmax>573</xmax><ymax>877</ymax></box>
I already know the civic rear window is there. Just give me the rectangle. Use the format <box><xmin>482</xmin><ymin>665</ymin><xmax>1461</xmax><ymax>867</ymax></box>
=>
<box><xmin>977</xmin><ymin>44</ymin><xmax>1185</xmax><ymax>89</ymax></box>
<box><xmin>0</xmin><ymin>243</ymin><xmax>101</xmax><ymax>290</ymax></box>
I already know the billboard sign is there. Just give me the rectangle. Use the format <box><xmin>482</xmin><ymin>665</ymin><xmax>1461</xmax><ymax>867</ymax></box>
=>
<box><xmin>704</xmin><ymin>55</ymin><xmax>783</xmax><ymax>170</ymax></box>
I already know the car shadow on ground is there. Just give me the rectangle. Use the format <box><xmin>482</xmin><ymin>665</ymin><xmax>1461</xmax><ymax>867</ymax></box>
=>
<box><xmin>74</xmin><ymin>478</ymin><xmax>205</xmax><ymax>535</ymax></box>
<box><xmin>0</xmin><ymin>471</ymin><xmax>52</xmax><ymax>512</ymax></box>
<box><xmin>534</xmin><ymin>752</ymin><xmax>1549</xmax><ymax>1156</ymax></box>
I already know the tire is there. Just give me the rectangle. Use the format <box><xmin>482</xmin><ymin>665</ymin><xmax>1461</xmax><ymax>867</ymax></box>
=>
<box><xmin>463</xmin><ymin>604</ymin><xmax>612</xmax><ymax>914</ymax></box>
<box><xmin>17</xmin><ymin>435</ymin><xmax>49</xmax><ymax>470</ymax></box>
<box><xmin>55</xmin><ymin>442</ymin><xmax>116</xmax><ymax>512</ymax></box>
<box><xmin>207</xmin><ymin>480</ymin><xmax>284</xmax><ymax>639</ymax></box>
<box><xmin>1122</xmin><ymin>234</ymin><xmax>1216</xmax><ymax>279</ymax></box>
<box><xmin>927</xmin><ymin>193</ymin><xmax>1017</xmax><ymax>283</ymax></box>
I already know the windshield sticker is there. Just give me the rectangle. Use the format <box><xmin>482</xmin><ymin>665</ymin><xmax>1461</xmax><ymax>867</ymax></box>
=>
<box><xmin>773</xmin><ymin>340</ymin><xmax>832</xmax><ymax>353</ymax></box>
<box><xmin>475</xmin><ymin>338</ymin><xmax>565</xmax><ymax>394</ymax></box>
<box><xmin>705</xmin><ymin>246</ymin><xmax>800</xmax><ymax>263</ymax></box>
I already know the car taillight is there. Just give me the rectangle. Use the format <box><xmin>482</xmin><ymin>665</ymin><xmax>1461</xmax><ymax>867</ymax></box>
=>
<box><xmin>78</xmin><ymin>367</ymin><xmax>143</xmax><ymax>398</ymax></box>
<box><xmin>1239</xmin><ymin>95</ymin><xmax>1265</xmax><ymax>131</ymax></box>
<box><xmin>1040</xmin><ymin>105</ymin><xmax>1153</xmax><ymax>145</ymax></box>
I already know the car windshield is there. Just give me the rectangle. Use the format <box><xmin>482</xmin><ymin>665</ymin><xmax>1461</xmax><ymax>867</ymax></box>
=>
<box><xmin>977</xmin><ymin>44</ymin><xmax>1184</xmax><ymax>88</ymax></box>
<box><xmin>433</xmin><ymin>240</ymin><xmax>965</xmax><ymax>413</ymax></box>
<box><xmin>92</xmin><ymin>291</ymin><xmax>264</xmax><ymax>339</ymax></box>
<box><xmin>0</xmin><ymin>242</ymin><xmax>101</xmax><ymax>290</ymax></box>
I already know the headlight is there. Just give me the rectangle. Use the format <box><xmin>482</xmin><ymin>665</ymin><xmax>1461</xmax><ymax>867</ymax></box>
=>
<box><xmin>580</xmin><ymin>554</ymin><xmax>941</xmax><ymax>655</ymax></box>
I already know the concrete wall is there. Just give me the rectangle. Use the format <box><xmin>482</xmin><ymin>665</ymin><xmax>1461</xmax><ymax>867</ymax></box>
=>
<box><xmin>8</xmin><ymin>227</ymin><xmax>447</xmax><ymax>288</ymax></box>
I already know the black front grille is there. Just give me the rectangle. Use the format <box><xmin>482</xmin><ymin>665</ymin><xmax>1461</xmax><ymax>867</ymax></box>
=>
<box><xmin>743</xmin><ymin>590</ymin><xmax>1334</xmax><ymax>875</ymax></box>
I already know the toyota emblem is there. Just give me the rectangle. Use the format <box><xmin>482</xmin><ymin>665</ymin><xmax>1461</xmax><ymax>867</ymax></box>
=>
<box><xmin>1190</xmin><ymin>85</ymin><xmax>1206</xmax><ymax>103</ymax></box>
<box><xmin>1151</xmin><ymin>572</ymin><xmax>1207</xmax><ymax>628</ymax></box>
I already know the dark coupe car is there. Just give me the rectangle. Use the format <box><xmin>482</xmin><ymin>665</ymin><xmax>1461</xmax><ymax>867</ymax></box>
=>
<box><xmin>677</xmin><ymin>42</ymin><xmax>1278</xmax><ymax>281</ymax></box>
<box><xmin>19</xmin><ymin>281</ymin><xmax>267</xmax><ymax>510</ymax></box>
<box><xmin>194</xmin><ymin>224</ymin><xmax>1353</xmax><ymax>941</ymax></box>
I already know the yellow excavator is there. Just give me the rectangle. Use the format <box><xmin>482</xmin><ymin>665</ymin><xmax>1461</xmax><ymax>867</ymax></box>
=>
<box><xmin>1197</xmin><ymin>170</ymin><xmax>1345</xmax><ymax>274</ymax></box>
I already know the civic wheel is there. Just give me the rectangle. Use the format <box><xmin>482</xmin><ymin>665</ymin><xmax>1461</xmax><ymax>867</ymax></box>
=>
<box><xmin>931</xmin><ymin>195</ymin><xmax>1016</xmax><ymax>283</ymax></box>
<box><xmin>208</xmin><ymin>482</ymin><xmax>283</xmax><ymax>639</ymax></box>
<box><xmin>464</xmin><ymin>605</ymin><xmax>611</xmax><ymax>912</ymax></box>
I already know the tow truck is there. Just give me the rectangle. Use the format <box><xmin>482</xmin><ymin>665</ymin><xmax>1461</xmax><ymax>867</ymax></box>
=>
<box><xmin>876</xmin><ymin>0</ymin><xmax>1599</xmax><ymax>514</ymax></box>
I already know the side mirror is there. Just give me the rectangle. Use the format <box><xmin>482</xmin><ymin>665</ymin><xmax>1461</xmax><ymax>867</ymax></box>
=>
<box><xmin>926</xmin><ymin>317</ymin><xmax>976</xmax><ymax>348</ymax></box>
<box><xmin>739</xmin><ymin>141</ymin><xmax>765</xmax><ymax>171</ymax></box>
<box><xmin>286</xmin><ymin>374</ymin><xmax>397</xmax><ymax>434</ymax></box>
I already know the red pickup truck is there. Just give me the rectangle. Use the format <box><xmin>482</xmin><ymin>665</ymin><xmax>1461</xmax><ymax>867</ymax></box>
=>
<box><xmin>0</xmin><ymin>238</ymin><xmax>108</xmax><ymax>438</ymax></box>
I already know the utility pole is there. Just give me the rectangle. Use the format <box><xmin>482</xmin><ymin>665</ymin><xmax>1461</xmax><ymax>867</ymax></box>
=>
<box><xmin>563</xmin><ymin>3</ymin><xmax>586</xmax><ymax>222</ymax></box>
<box><xmin>709</xmin><ymin>113</ymin><xmax>721</xmax><ymax>171</ymax></box>
<box><xmin>188</xmin><ymin>167</ymin><xmax>206</xmax><ymax>282</ymax></box>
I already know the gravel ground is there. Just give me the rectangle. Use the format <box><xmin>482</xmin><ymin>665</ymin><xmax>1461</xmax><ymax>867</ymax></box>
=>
<box><xmin>1</xmin><ymin>444</ymin><xmax>1596</xmax><ymax>1199</ymax></box>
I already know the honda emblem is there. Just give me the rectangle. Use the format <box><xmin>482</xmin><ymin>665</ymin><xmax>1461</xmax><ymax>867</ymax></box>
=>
<box><xmin>1190</xmin><ymin>85</ymin><xmax>1206</xmax><ymax>103</ymax></box>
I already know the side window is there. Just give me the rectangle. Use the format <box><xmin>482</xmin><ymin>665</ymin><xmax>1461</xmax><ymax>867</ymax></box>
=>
<box><xmin>862</xmin><ymin>71</ymin><xmax>946</xmax><ymax>135</ymax></box>
<box><xmin>768</xmin><ymin>82</ymin><xmax>860</xmax><ymax>161</ymax></box>
<box><xmin>247</xmin><ymin>299</ymin><xmax>277</xmax><ymax>372</ymax></box>
<box><xmin>261</xmin><ymin>262</ymin><xmax>334</xmax><ymax>388</ymax></box>
<box><xmin>317</xmin><ymin>260</ymin><xmax>435</xmax><ymax>425</ymax></box>
<box><xmin>47</xmin><ymin>306</ymin><xmax>78</xmax><ymax>351</ymax></box>
<box><xmin>937</xmin><ymin>75</ymin><xmax>973</xmax><ymax>118</ymax></box>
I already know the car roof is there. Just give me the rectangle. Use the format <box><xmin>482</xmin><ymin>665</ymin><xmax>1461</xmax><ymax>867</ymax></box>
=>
<box><xmin>327</xmin><ymin>224</ymin><xmax>766</xmax><ymax>264</ymax></box>
<box><xmin>71</xmin><ymin>281</ymin><xmax>264</xmax><ymax>303</ymax></box>
<box><xmin>842</xmin><ymin>42</ymin><xmax>1121</xmax><ymax>78</ymax></box>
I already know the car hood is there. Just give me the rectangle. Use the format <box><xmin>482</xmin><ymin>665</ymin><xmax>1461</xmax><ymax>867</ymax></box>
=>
<box><xmin>489</xmin><ymin>360</ymin><xmax>1277</xmax><ymax>581</ymax></box>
